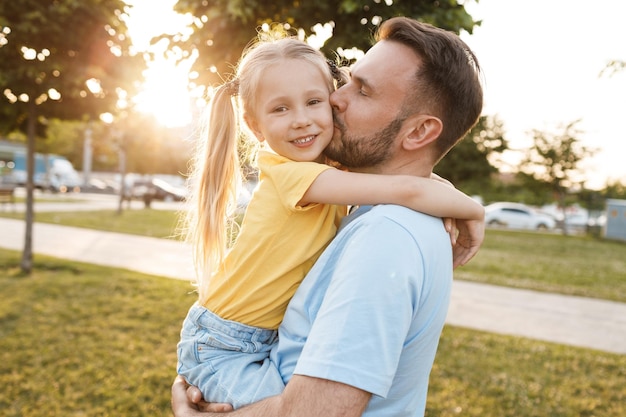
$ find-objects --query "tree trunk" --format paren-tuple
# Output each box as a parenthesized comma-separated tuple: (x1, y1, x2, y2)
(20, 101, 36, 274)
(117, 143, 126, 215)
(558, 190, 569, 236)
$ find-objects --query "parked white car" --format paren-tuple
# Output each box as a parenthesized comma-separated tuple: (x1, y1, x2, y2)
(484, 202, 556, 230)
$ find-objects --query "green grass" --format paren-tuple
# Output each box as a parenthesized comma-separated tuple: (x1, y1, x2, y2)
(0, 249, 624, 417)
(0, 250, 196, 416)
(455, 229, 626, 303)
(427, 327, 626, 417)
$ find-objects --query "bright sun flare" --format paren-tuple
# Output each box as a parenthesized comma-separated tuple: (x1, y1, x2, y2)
(133, 58, 194, 128)
(125, 0, 195, 128)
(123, 2, 335, 129)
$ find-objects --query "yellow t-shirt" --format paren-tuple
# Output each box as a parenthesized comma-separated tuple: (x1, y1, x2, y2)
(203, 151, 347, 329)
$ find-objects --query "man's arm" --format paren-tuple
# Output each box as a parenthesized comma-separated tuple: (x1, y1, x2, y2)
(172, 375, 371, 417)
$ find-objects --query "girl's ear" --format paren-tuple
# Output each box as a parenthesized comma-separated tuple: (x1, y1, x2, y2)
(403, 115, 443, 150)
(244, 114, 264, 142)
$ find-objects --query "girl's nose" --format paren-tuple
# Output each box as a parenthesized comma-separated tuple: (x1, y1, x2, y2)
(291, 109, 312, 128)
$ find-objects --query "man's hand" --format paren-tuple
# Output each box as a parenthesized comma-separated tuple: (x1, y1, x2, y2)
(451, 218, 485, 268)
(172, 375, 233, 416)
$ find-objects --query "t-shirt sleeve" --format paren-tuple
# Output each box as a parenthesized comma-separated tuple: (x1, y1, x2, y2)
(261, 153, 334, 211)
(293, 217, 423, 397)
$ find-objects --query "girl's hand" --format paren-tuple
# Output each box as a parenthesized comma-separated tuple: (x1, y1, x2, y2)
(443, 217, 457, 246)
(433, 173, 484, 267)
(450, 218, 485, 268)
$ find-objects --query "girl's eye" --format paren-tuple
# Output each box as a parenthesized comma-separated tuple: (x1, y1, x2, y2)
(308, 99, 322, 106)
(273, 106, 288, 113)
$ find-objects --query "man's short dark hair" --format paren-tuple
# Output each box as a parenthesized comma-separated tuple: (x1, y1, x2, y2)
(376, 17, 483, 161)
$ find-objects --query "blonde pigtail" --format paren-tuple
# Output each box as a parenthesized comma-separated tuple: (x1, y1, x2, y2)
(188, 82, 241, 303)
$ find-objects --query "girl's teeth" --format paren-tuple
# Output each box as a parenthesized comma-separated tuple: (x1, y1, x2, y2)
(294, 136, 313, 144)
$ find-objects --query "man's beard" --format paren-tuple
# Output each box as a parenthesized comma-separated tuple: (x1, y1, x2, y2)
(324, 114, 404, 170)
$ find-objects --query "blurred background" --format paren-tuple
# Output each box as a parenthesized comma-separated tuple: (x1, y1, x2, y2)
(1, 0, 625, 234)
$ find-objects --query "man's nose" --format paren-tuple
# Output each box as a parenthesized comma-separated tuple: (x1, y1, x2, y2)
(329, 88, 345, 112)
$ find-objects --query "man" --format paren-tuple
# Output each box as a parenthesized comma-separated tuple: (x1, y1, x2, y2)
(172, 16, 484, 417)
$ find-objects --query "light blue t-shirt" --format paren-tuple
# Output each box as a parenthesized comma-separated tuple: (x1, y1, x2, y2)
(271, 204, 453, 417)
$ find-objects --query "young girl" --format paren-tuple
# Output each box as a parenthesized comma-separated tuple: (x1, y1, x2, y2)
(177, 34, 484, 409)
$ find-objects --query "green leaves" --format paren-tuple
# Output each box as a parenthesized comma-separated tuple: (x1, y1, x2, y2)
(0, 0, 145, 134)
(169, 0, 480, 91)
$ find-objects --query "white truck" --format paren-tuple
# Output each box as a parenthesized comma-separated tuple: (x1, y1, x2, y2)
(0, 142, 81, 192)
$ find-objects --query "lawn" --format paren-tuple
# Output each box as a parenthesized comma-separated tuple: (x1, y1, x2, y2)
(0, 250, 624, 417)
(0, 251, 191, 416)
(455, 229, 626, 303)
(428, 326, 625, 417)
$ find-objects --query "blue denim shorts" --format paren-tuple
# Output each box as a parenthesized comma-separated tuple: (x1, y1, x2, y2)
(177, 303, 284, 409)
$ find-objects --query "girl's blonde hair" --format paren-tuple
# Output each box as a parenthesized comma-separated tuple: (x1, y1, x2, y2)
(185, 33, 344, 302)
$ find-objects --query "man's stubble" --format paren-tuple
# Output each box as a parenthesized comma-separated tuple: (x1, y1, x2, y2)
(323, 112, 405, 170)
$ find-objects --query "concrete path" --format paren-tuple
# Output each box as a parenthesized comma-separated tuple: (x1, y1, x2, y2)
(0, 217, 195, 281)
(1, 216, 625, 355)
(447, 280, 626, 354)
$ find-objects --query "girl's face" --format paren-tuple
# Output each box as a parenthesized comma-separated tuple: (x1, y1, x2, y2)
(246, 59, 333, 163)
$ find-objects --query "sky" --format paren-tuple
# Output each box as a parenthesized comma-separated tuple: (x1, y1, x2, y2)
(126, 0, 626, 190)
(460, 0, 626, 189)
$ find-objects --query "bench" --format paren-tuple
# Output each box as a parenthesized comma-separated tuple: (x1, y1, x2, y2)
(0, 186, 16, 210)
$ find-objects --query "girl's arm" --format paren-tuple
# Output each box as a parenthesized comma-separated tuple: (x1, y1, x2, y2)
(300, 169, 484, 220)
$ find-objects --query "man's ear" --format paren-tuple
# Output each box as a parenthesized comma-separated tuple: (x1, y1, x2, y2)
(403, 115, 442, 150)
(243, 114, 264, 142)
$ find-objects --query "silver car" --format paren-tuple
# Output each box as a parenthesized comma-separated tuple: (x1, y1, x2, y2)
(484, 202, 556, 230)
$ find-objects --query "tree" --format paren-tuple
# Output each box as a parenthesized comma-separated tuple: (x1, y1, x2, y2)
(167, 0, 480, 94)
(39, 119, 86, 164)
(0, 0, 145, 273)
(42, 113, 192, 176)
(603, 180, 626, 201)
(116, 112, 191, 176)
(434, 115, 508, 195)
(521, 120, 596, 235)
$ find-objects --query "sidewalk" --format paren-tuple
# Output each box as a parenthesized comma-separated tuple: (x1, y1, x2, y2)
(1, 216, 625, 355)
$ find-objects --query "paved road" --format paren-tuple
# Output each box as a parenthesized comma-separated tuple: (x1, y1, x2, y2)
(1, 204, 625, 355)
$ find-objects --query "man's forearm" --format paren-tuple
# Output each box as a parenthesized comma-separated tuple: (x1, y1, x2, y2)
(172, 375, 371, 417)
